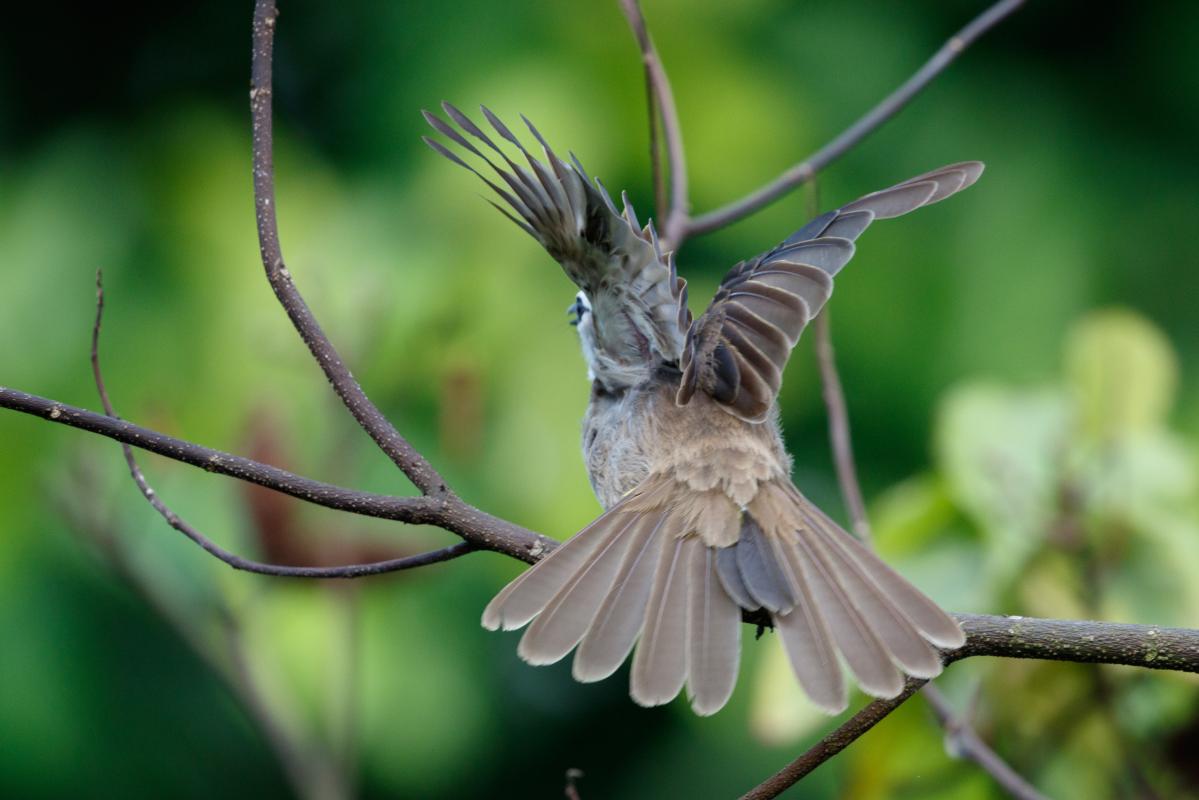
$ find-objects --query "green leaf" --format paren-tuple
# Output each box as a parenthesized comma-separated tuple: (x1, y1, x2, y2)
(934, 383, 1070, 585)
(1064, 308, 1178, 439)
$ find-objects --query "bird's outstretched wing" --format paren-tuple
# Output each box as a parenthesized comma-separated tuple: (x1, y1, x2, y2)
(424, 104, 689, 391)
(677, 162, 984, 422)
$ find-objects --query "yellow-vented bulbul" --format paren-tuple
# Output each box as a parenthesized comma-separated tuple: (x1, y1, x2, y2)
(425, 103, 981, 715)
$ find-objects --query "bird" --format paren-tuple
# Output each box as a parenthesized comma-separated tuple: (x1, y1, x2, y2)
(424, 102, 981, 716)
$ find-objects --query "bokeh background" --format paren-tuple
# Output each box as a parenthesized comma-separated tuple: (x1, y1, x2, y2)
(2, 1, 1198, 797)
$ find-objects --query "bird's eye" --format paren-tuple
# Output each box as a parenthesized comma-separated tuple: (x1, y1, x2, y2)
(567, 295, 589, 326)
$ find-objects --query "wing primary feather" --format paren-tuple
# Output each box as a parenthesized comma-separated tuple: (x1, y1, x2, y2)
(593, 177, 620, 214)
(423, 110, 493, 163)
(568, 151, 593, 183)
(477, 107, 570, 225)
(622, 190, 642, 232)
(762, 238, 855, 275)
(442, 103, 554, 226)
(821, 210, 874, 241)
(422, 135, 538, 224)
(680, 161, 982, 419)
(485, 199, 538, 238)
(648, 219, 663, 260)
(427, 104, 696, 388)
(841, 180, 938, 219)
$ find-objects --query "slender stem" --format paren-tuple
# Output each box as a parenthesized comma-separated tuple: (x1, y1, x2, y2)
(687, 0, 1025, 237)
(740, 679, 928, 800)
(641, 48, 666, 223)
(250, 0, 444, 496)
(59, 482, 330, 800)
(743, 613, 1199, 799)
(0, 387, 554, 561)
(618, 0, 688, 249)
(89, 271, 476, 579)
(923, 687, 1049, 800)
(814, 313, 871, 545)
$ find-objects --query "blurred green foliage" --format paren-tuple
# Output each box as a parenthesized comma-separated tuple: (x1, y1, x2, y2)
(1, 1, 1198, 798)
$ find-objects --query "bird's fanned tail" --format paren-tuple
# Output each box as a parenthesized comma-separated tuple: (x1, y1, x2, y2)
(482, 475, 962, 716)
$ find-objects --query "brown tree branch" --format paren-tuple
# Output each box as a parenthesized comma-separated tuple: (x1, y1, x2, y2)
(686, 0, 1025, 238)
(89, 271, 475, 579)
(0, 387, 553, 562)
(618, 0, 688, 249)
(923, 688, 1048, 800)
(815, 316, 873, 548)
(743, 614, 1199, 799)
(57, 470, 341, 800)
(741, 678, 928, 800)
(250, 1, 444, 497)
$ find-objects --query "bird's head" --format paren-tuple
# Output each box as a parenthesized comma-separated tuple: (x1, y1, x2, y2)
(568, 290, 598, 381)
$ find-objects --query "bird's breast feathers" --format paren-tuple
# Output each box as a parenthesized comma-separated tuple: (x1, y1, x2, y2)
(584, 380, 791, 523)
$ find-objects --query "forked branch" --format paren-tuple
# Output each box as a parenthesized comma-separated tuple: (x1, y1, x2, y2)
(742, 614, 1199, 799)
(618, 0, 689, 249)
(90, 270, 475, 578)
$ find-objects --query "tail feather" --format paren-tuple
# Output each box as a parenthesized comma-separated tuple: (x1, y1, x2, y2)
(801, 509, 942, 678)
(686, 544, 741, 716)
(774, 566, 848, 714)
(518, 514, 642, 665)
(630, 535, 693, 707)
(572, 515, 667, 682)
(734, 515, 797, 614)
(786, 530, 905, 698)
(813, 504, 966, 649)
(714, 544, 757, 611)
(482, 475, 962, 716)
(482, 506, 633, 631)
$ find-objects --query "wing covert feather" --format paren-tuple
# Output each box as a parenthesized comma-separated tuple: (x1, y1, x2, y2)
(679, 162, 984, 422)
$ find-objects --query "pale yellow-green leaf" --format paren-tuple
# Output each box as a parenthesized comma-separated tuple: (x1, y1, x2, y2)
(1064, 308, 1178, 439)
(747, 635, 830, 745)
(934, 382, 1070, 585)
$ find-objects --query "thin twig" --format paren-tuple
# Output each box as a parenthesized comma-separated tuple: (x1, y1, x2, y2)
(88, 272, 475, 579)
(618, 0, 688, 249)
(222, 612, 346, 800)
(640, 40, 666, 224)
(813, 313, 872, 545)
(743, 613, 1199, 799)
(923, 688, 1049, 800)
(58, 474, 333, 800)
(0, 386, 554, 562)
(250, 0, 444, 496)
(812, 308, 1046, 798)
(741, 679, 928, 800)
(687, 0, 1025, 238)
